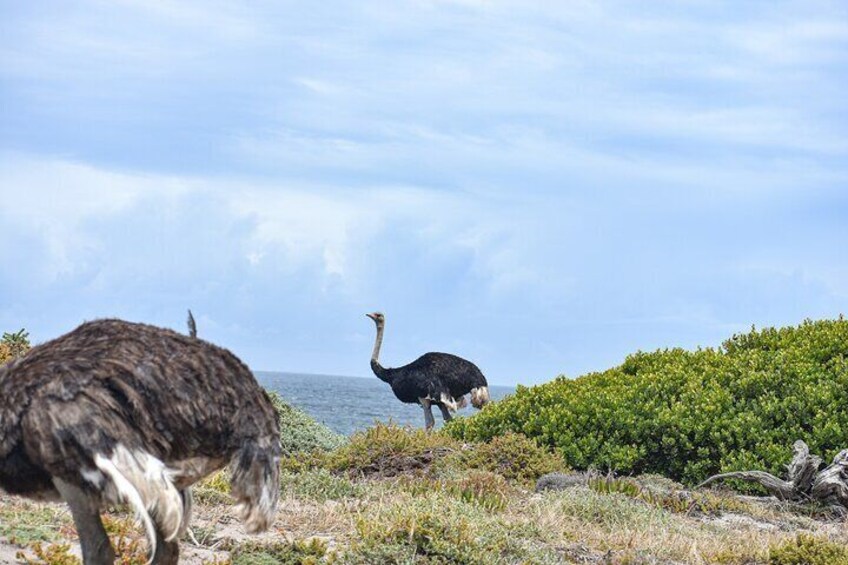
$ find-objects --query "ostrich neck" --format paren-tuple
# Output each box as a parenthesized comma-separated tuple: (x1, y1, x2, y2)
(370, 323, 391, 383)
(371, 323, 384, 363)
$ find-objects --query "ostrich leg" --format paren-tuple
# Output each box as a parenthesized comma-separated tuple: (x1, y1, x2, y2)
(420, 399, 436, 430)
(152, 526, 180, 565)
(438, 404, 453, 423)
(54, 479, 115, 565)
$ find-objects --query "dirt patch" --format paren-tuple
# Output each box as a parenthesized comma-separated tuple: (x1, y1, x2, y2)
(344, 446, 455, 478)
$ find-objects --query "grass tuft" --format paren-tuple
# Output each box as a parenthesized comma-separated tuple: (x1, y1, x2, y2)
(324, 422, 458, 477)
(769, 533, 848, 565)
(440, 432, 567, 484)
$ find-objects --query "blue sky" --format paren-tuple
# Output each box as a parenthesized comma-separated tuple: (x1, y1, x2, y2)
(1, 1, 846, 385)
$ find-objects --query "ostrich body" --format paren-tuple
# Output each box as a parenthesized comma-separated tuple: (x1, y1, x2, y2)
(366, 312, 489, 430)
(0, 319, 281, 564)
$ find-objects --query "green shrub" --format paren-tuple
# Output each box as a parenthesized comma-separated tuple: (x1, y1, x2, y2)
(16, 543, 80, 565)
(441, 432, 567, 484)
(193, 469, 232, 503)
(0, 504, 69, 544)
(268, 392, 346, 455)
(231, 538, 331, 565)
(325, 422, 458, 477)
(280, 468, 363, 502)
(769, 533, 848, 565)
(446, 318, 848, 485)
(393, 470, 514, 512)
(355, 506, 479, 564)
(348, 491, 556, 564)
(587, 475, 751, 516)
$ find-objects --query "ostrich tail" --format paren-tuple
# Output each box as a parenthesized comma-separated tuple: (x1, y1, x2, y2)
(187, 309, 197, 338)
(470, 386, 490, 409)
(230, 438, 280, 533)
(94, 444, 184, 564)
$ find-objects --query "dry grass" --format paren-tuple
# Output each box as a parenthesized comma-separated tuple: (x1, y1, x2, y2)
(3, 426, 848, 564)
(4, 477, 848, 564)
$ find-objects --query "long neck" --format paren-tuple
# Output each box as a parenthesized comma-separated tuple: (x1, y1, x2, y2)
(370, 322, 392, 383)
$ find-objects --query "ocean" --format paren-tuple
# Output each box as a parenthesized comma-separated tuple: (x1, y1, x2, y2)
(255, 371, 515, 436)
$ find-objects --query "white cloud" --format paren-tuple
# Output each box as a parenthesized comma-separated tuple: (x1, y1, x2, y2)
(0, 154, 536, 296)
(0, 155, 194, 278)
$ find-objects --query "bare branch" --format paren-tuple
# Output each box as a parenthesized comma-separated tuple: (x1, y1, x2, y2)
(696, 471, 795, 500)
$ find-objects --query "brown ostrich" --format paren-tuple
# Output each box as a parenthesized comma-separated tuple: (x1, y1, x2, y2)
(0, 319, 281, 564)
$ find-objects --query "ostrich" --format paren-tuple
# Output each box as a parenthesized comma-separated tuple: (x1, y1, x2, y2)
(0, 319, 281, 565)
(366, 312, 489, 430)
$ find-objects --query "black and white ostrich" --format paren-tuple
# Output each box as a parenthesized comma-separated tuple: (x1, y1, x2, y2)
(0, 319, 281, 565)
(366, 312, 490, 430)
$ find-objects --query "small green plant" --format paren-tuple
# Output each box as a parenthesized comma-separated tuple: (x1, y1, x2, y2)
(16, 543, 80, 565)
(769, 533, 848, 565)
(394, 470, 513, 512)
(279, 450, 330, 474)
(268, 392, 346, 455)
(587, 475, 751, 516)
(193, 469, 232, 504)
(347, 490, 553, 564)
(355, 505, 480, 563)
(0, 504, 69, 544)
(588, 475, 642, 498)
(102, 514, 148, 565)
(280, 468, 363, 502)
(324, 422, 458, 477)
(0, 328, 30, 363)
(230, 538, 331, 565)
(443, 470, 513, 512)
(441, 432, 566, 484)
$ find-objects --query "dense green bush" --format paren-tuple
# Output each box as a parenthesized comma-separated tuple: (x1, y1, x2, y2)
(446, 318, 848, 484)
(268, 391, 346, 455)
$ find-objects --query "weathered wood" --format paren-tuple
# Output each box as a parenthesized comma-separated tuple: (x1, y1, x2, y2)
(786, 440, 821, 493)
(696, 440, 848, 511)
(695, 471, 796, 500)
(811, 449, 848, 508)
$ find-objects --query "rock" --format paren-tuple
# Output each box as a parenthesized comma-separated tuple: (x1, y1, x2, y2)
(535, 472, 587, 492)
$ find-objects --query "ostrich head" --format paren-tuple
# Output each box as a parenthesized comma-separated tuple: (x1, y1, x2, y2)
(366, 312, 385, 326)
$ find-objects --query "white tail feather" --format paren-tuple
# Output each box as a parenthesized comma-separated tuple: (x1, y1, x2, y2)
(439, 393, 459, 412)
(94, 445, 184, 564)
(470, 386, 490, 409)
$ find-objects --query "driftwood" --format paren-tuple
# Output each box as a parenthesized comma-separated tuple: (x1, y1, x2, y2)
(696, 440, 848, 512)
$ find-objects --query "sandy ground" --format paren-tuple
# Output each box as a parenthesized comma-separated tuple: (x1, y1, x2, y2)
(2, 485, 847, 564)
(0, 494, 242, 564)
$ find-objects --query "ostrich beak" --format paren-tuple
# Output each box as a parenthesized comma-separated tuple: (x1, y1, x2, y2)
(366, 313, 376, 321)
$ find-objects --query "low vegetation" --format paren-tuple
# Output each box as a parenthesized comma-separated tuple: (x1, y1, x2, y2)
(438, 431, 566, 484)
(446, 318, 848, 485)
(4, 318, 848, 563)
(268, 392, 346, 456)
(321, 422, 458, 477)
(768, 533, 848, 565)
(6, 422, 846, 564)
(0, 329, 30, 364)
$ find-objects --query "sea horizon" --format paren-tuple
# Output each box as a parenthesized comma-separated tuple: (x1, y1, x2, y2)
(255, 370, 515, 436)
